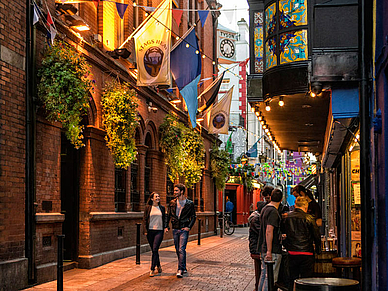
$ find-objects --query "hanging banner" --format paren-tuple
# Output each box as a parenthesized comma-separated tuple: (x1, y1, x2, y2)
(134, 0, 172, 86)
(208, 86, 233, 134)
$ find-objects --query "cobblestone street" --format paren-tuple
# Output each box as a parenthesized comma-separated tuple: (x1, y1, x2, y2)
(27, 228, 255, 291)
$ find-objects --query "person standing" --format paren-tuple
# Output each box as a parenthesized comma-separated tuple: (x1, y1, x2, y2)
(166, 183, 196, 278)
(292, 185, 322, 227)
(225, 197, 234, 221)
(142, 192, 167, 277)
(249, 201, 267, 291)
(282, 197, 321, 291)
(257, 189, 283, 291)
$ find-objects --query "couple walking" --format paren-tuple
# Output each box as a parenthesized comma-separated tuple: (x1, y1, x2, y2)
(142, 183, 196, 278)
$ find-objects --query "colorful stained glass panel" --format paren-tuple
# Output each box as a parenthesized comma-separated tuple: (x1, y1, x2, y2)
(279, 29, 308, 64)
(265, 3, 276, 37)
(279, 0, 307, 30)
(254, 12, 264, 73)
(266, 37, 277, 69)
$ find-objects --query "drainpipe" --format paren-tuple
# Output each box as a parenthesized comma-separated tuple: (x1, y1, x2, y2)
(25, 0, 36, 284)
(359, 0, 372, 290)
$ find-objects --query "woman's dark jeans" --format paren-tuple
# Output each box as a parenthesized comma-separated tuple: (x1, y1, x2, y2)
(146, 230, 164, 270)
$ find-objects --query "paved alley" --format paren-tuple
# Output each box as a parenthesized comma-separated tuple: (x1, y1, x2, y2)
(26, 228, 255, 291)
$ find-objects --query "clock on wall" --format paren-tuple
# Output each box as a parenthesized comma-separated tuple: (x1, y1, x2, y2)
(220, 38, 235, 59)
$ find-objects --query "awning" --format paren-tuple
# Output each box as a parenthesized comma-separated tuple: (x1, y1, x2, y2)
(322, 85, 359, 168)
(298, 174, 317, 189)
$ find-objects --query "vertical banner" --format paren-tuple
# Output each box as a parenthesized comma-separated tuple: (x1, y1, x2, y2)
(134, 0, 172, 86)
(208, 86, 234, 134)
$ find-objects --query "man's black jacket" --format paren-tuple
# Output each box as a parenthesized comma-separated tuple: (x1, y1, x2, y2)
(282, 208, 321, 254)
(248, 210, 261, 254)
(167, 198, 196, 230)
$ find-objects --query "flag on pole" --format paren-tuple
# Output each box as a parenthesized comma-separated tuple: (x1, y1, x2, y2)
(46, 4, 57, 45)
(246, 141, 258, 157)
(197, 71, 225, 114)
(134, 0, 172, 86)
(208, 86, 233, 134)
(171, 27, 201, 128)
(33, 1, 40, 25)
(225, 132, 233, 154)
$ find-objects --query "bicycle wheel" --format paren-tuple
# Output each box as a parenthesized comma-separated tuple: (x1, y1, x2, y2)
(224, 220, 235, 235)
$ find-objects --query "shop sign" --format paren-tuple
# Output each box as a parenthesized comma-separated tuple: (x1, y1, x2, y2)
(350, 151, 360, 181)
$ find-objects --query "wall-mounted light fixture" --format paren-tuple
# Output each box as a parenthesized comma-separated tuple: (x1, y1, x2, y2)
(170, 98, 181, 104)
(107, 48, 131, 59)
(65, 14, 90, 32)
(310, 82, 322, 97)
(147, 101, 158, 113)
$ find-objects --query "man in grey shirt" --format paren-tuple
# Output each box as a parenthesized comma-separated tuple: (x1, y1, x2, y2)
(166, 183, 196, 278)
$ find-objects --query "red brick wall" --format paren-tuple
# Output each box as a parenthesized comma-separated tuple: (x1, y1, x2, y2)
(0, 0, 26, 261)
(1, 0, 219, 284)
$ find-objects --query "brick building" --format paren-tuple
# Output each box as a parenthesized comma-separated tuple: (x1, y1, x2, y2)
(0, 0, 222, 289)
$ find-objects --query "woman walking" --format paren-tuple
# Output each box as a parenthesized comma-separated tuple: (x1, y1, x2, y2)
(143, 192, 167, 277)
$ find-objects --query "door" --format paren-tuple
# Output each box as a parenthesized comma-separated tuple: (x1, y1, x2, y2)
(225, 189, 237, 225)
(61, 132, 79, 261)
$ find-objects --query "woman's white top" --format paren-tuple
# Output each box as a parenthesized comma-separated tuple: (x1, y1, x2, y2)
(149, 206, 163, 230)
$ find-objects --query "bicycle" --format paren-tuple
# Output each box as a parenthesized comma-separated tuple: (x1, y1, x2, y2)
(223, 212, 235, 235)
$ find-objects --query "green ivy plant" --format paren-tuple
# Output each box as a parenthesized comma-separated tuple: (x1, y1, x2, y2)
(210, 143, 231, 190)
(102, 80, 139, 169)
(229, 163, 255, 192)
(159, 113, 204, 188)
(37, 41, 93, 149)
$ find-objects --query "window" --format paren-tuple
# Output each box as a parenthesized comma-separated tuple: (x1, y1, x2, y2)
(144, 154, 151, 204)
(115, 168, 127, 212)
(131, 163, 140, 211)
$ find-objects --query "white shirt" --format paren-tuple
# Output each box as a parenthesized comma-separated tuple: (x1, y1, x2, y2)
(149, 206, 163, 230)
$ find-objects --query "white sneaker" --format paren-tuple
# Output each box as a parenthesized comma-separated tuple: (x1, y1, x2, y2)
(149, 270, 155, 277)
(176, 270, 183, 278)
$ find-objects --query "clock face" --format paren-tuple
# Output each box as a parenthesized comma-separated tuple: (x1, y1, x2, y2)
(220, 38, 235, 59)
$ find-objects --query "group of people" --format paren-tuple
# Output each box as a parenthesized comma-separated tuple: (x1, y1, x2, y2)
(249, 185, 322, 291)
(142, 183, 196, 278)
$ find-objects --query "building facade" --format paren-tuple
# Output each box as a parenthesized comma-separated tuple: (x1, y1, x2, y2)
(0, 0, 222, 289)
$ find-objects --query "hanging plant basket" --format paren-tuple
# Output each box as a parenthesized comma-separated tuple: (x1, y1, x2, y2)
(37, 41, 94, 149)
(159, 113, 204, 188)
(210, 143, 231, 190)
(102, 80, 139, 169)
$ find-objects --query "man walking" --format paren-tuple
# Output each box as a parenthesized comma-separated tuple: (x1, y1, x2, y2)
(166, 183, 196, 278)
(257, 189, 283, 291)
(282, 197, 321, 291)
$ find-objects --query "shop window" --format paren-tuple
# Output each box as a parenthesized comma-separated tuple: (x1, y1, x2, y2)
(130, 162, 140, 211)
(115, 168, 127, 212)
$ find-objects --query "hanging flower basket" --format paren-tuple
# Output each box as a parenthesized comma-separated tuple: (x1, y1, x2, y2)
(37, 41, 93, 149)
(159, 113, 204, 188)
(102, 80, 139, 169)
(210, 143, 231, 190)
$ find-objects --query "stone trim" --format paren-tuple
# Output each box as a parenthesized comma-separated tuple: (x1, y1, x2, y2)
(89, 212, 143, 221)
(35, 213, 65, 224)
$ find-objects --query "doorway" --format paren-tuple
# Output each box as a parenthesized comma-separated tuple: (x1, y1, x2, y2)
(225, 189, 237, 225)
(60, 132, 79, 261)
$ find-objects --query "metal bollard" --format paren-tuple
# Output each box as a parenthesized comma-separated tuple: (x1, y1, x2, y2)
(265, 260, 275, 291)
(136, 223, 141, 265)
(57, 234, 65, 291)
(197, 219, 201, 245)
(219, 217, 224, 238)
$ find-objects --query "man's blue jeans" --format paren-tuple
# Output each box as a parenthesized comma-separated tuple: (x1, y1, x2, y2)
(257, 253, 282, 291)
(172, 229, 189, 271)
